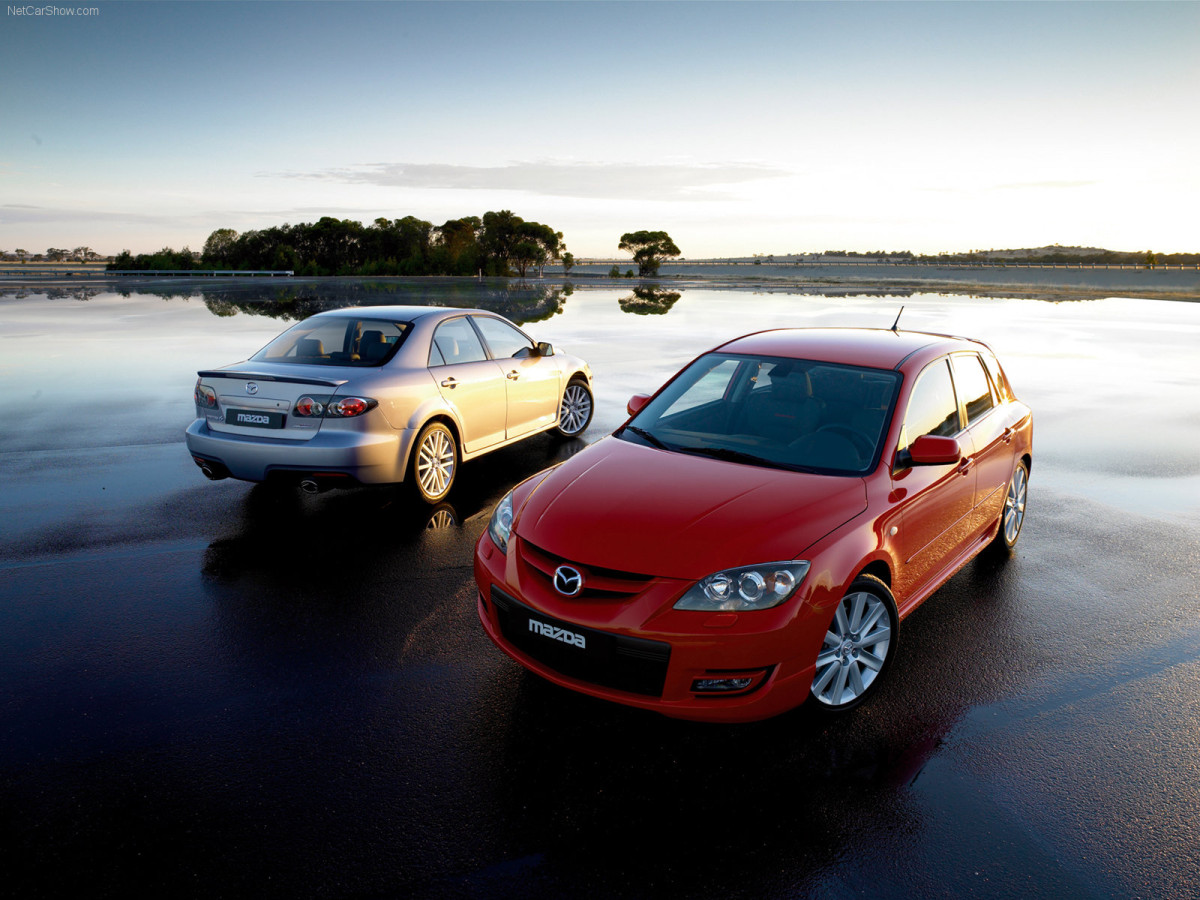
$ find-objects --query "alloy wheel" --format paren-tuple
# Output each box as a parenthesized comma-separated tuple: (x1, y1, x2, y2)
(811, 588, 893, 708)
(1003, 463, 1028, 545)
(558, 383, 593, 436)
(416, 428, 455, 500)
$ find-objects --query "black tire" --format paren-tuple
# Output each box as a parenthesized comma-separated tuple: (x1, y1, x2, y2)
(555, 377, 594, 438)
(410, 421, 457, 504)
(809, 573, 898, 712)
(990, 458, 1029, 551)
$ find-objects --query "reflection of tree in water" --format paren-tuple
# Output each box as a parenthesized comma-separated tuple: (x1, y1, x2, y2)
(618, 286, 682, 316)
(173, 279, 572, 325)
(0, 277, 572, 325)
(0, 286, 114, 302)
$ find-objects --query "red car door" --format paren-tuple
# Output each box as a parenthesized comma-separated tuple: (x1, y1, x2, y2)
(951, 352, 1016, 536)
(890, 358, 977, 608)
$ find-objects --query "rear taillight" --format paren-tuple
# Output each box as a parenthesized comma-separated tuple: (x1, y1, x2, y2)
(330, 397, 371, 417)
(295, 396, 326, 417)
(293, 395, 376, 418)
(194, 380, 218, 409)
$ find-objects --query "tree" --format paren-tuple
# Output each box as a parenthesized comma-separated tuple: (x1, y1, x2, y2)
(561, 251, 575, 276)
(433, 216, 482, 275)
(514, 221, 562, 278)
(202, 228, 239, 268)
(480, 211, 562, 277)
(618, 230, 681, 276)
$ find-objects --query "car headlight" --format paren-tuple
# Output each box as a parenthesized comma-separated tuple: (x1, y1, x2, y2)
(674, 561, 810, 611)
(487, 490, 515, 554)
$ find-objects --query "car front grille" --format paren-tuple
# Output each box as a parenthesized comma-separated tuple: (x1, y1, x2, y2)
(517, 539, 654, 601)
(491, 587, 671, 698)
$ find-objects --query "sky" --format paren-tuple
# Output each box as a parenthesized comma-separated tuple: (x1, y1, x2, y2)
(2, 0, 1198, 259)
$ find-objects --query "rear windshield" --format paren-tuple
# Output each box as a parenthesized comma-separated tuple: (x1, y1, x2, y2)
(251, 318, 410, 367)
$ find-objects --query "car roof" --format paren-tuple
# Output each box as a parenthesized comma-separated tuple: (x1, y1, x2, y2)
(310, 306, 492, 322)
(714, 327, 987, 371)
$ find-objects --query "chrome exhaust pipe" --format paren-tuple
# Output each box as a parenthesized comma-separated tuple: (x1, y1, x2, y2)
(299, 478, 323, 494)
(199, 463, 227, 481)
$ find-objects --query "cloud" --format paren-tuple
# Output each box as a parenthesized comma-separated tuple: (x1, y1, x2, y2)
(0, 205, 176, 226)
(993, 180, 1097, 191)
(923, 180, 1099, 195)
(269, 160, 789, 201)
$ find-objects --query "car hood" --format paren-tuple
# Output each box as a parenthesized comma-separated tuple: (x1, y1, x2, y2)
(515, 436, 867, 580)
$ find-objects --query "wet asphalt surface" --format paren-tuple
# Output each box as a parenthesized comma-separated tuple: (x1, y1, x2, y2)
(3, 281, 1200, 899)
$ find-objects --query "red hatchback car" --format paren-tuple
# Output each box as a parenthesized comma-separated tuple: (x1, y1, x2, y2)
(474, 328, 1032, 722)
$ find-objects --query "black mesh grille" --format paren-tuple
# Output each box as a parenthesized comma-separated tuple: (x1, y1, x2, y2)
(491, 587, 670, 698)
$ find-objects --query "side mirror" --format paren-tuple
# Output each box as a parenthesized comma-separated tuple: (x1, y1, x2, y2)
(627, 393, 652, 417)
(537, 342, 554, 357)
(908, 434, 963, 466)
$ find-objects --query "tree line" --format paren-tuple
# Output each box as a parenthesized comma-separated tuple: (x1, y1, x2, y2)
(108, 211, 571, 277)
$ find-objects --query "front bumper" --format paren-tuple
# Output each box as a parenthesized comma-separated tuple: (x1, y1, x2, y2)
(473, 533, 824, 723)
(184, 418, 410, 484)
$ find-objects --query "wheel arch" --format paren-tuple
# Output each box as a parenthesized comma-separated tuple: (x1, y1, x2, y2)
(402, 412, 462, 474)
(856, 559, 893, 590)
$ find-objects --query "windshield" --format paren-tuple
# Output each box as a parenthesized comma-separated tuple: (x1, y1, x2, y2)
(619, 352, 900, 475)
(251, 317, 410, 367)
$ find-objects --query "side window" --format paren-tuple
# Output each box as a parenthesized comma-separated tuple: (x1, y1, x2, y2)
(429, 317, 488, 366)
(980, 351, 1011, 401)
(952, 353, 996, 425)
(899, 359, 960, 453)
(472, 316, 534, 360)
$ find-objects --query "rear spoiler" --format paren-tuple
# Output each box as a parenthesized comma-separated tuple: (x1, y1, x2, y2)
(196, 370, 348, 388)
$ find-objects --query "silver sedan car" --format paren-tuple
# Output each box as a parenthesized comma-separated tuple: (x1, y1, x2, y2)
(185, 306, 593, 502)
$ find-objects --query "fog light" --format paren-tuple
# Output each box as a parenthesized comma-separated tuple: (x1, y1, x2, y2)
(693, 677, 754, 693)
(690, 668, 771, 695)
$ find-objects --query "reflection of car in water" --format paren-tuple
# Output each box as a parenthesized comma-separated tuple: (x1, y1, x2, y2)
(185, 306, 593, 503)
(475, 327, 1032, 722)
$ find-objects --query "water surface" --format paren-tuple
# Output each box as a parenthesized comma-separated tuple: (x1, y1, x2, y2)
(3, 279, 1197, 530)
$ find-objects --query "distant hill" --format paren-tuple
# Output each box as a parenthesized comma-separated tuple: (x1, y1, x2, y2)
(748, 246, 1200, 266)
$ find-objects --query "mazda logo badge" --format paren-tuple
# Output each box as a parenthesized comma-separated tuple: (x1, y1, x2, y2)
(553, 565, 584, 597)
(245, 382, 259, 395)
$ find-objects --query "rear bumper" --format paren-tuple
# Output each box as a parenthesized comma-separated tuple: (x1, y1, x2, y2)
(184, 418, 410, 484)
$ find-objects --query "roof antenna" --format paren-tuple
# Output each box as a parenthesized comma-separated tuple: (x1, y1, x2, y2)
(890, 306, 905, 332)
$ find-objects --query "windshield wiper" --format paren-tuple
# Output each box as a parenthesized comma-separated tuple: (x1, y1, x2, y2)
(679, 446, 777, 467)
(623, 425, 672, 451)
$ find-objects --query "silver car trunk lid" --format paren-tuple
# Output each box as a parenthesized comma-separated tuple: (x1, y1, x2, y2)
(198, 367, 349, 441)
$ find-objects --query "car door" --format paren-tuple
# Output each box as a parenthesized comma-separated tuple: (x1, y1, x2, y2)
(428, 316, 507, 454)
(470, 315, 561, 439)
(951, 352, 1016, 535)
(891, 357, 977, 604)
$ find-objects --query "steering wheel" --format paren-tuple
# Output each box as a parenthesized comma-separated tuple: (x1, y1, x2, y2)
(817, 424, 874, 458)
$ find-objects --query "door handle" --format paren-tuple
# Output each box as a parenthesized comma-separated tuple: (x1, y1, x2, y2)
(1002, 427, 1015, 443)
(957, 457, 974, 475)
(506, 370, 520, 380)
(440, 377, 458, 388)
